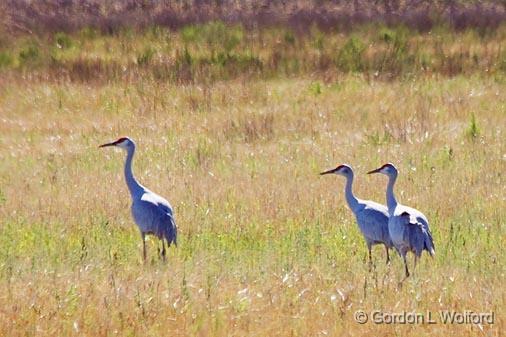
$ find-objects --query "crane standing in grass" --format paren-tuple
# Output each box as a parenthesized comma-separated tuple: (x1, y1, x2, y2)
(367, 163, 435, 278)
(100, 137, 177, 261)
(320, 164, 394, 265)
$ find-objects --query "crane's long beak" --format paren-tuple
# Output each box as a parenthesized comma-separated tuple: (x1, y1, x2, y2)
(367, 167, 382, 174)
(320, 168, 336, 175)
(99, 141, 116, 148)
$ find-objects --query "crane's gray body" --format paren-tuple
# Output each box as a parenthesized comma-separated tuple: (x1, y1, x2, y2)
(131, 188, 177, 246)
(100, 137, 177, 260)
(352, 199, 393, 250)
(321, 164, 393, 264)
(389, 205, 432, 258)
(368, 163, 435, 277)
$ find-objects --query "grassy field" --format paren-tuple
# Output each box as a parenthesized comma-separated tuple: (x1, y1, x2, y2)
(0, 23, 505, 336)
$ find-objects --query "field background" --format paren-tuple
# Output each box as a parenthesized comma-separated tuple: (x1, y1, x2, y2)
(0, 1, 505, 336)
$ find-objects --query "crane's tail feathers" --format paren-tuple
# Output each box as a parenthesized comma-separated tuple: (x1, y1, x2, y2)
(169, 216, 178, 247)
(424, 230, 435, 257)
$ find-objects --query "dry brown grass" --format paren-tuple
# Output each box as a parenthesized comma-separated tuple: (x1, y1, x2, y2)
(0, 70, 504, 335)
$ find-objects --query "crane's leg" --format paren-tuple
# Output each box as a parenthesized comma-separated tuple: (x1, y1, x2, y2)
(367, 243, 373, 272)
(156, 242, 160, 258)
(142, 232, 147, 262)
(403, 253, 410, 278)
(385, 245, 390, 265)
(161, 238, 167, 261)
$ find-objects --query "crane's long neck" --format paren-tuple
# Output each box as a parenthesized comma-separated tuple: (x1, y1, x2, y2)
(386, 173, 398, 214)
(124, 146, 144, 198)
(344, 173, 359, 212)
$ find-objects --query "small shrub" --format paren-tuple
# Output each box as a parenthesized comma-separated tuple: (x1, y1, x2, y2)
(137, 47, 155, 66)
(336, 36, 365, 72)
(79, 27, 98, 40)
(202, 21, 242, 54)
(465, 113, 480, 139)
(181, 25, 201, 44)
(390, 28, 409, 57)
(54, 32, 73, 49)
(0, 52, 13, 68)
(233, 53, 263, 72)
(179, 48, 193, 66)
(181, 22, 243, 55)
(19, 43, 40, 65)
(0, 188, 6, 206)
(309, 82, 322, 95)
(377, 26, 411, 75)
(311, 25, 325, 51)
(146, 25, 166, 39)
(173, 48, 194, 83)
(379, 27, 395, 43)
(499, 51, 506, 72)
(418, 52, 432, 71)
(313, 34, 324, 51)
(438, 145, 454, 166)
(284, 31, 296, 45)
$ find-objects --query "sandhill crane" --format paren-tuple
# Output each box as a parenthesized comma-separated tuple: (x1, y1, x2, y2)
(100, 137, 177, 261)
(367, 163, 435, 277)
(320, 164, 394, 265)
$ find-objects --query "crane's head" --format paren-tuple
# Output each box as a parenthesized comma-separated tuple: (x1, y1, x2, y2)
(320, 164, 353, 177)
(367, 163, 398, 176)
(99, 137, 135, 151)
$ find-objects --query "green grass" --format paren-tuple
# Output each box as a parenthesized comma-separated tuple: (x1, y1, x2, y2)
(0, 25, 504, 336)
(0, 23, 505, 82)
